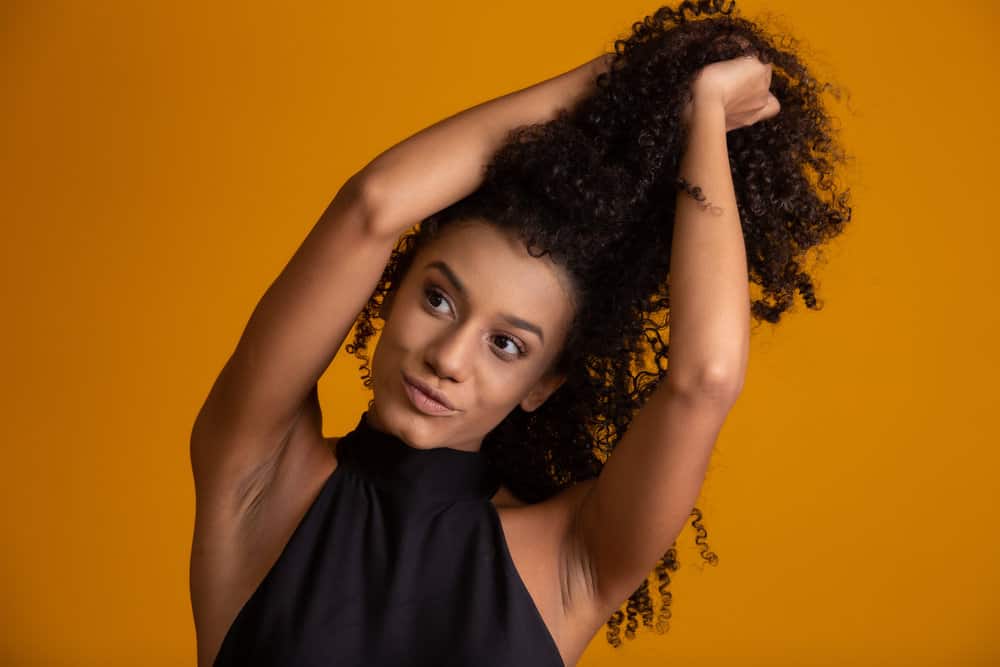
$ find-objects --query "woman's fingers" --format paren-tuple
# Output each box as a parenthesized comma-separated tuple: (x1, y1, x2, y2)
(693, 51, 779, 130)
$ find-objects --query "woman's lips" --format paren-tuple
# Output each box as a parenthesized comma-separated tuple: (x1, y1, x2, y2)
(402, 375, 458, 416)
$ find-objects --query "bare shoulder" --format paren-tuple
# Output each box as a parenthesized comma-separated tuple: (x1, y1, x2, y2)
(190, 388, 338, 667)
(492, 478, 620, 666)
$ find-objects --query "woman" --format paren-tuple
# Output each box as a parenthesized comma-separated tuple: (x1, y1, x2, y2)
(189, 1, 852, 665)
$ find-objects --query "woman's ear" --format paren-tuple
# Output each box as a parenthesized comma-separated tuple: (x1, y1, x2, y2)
(520, 372, 567, 413)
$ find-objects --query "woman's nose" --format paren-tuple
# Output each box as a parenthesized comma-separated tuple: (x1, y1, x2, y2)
(423, 325, 476, 382)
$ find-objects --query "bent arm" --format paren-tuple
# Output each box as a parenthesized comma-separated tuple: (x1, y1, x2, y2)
(190, 53, 611, 519)
(575, 97, 750, 608)
(361, 53, 612, 239)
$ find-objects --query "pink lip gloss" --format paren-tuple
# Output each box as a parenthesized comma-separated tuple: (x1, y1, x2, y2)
(403, 377, 456, 416)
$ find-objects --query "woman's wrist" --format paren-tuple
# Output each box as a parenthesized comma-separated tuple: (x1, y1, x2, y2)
(681, 86, 725, 130)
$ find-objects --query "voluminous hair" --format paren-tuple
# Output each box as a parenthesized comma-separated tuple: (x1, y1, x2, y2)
(347, 0, 853, 648)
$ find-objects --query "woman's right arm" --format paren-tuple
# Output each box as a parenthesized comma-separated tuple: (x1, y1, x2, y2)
(362, 53, 612, 239)
(189, 54, 610, 512)
(190, 175, 391, 507)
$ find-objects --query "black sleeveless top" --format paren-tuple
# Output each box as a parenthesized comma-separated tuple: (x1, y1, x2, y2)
(213, 410, 566, 667)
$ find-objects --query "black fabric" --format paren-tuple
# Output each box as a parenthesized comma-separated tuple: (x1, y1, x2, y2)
(213, 410, 565, 667)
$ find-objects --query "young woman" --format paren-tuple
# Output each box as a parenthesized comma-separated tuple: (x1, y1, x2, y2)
(189, 1, 852, 665)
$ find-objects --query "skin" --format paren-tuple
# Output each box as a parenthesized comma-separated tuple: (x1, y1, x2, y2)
(365, 218, 577, 455)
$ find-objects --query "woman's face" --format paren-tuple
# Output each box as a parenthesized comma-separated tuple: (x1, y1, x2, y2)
(367, 219, 575, 452)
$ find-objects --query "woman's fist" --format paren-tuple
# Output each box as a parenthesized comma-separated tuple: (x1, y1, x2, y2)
(681, 54, 780, 132)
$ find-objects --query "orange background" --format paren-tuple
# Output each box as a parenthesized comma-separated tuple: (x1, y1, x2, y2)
(2, 0, 997, 664)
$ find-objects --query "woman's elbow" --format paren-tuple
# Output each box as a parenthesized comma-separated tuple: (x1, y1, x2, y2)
(667, 362, 744, 403)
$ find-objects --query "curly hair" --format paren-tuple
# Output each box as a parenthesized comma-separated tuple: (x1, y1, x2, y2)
(345, 0, 853, 649)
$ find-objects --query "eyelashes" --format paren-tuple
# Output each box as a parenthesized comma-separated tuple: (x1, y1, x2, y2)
(422, 285, 527, 358)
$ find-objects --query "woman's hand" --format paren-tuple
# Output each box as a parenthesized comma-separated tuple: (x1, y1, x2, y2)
(681, 54, 780, 132)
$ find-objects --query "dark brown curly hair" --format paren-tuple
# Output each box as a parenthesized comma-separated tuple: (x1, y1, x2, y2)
(346, 0, 853, 649)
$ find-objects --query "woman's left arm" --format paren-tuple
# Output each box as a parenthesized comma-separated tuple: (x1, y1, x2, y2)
(572, 57, 778, 609)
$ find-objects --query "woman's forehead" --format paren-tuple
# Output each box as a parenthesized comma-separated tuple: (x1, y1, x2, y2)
(415, 223, 575, 326)
(433, 221, 520, 255)
(422, 223, 563, 287)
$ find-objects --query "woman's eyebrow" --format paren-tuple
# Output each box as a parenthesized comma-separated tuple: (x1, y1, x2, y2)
(423, 259, 545, 344)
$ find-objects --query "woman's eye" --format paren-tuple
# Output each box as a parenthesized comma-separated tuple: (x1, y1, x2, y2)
(492, 335, 525, 358)
(424, 287, 452, 314)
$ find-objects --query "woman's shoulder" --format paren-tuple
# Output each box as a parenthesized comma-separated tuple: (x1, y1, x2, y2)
(491, 484, 529, 509)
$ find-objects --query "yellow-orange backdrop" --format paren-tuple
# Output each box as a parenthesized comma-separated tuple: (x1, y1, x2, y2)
(2, 0, 997, 665)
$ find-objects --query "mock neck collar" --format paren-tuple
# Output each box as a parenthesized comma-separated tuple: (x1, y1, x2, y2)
(335, 411, 500, 503)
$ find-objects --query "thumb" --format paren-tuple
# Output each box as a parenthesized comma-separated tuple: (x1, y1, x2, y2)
(760, 93, 781, 120)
